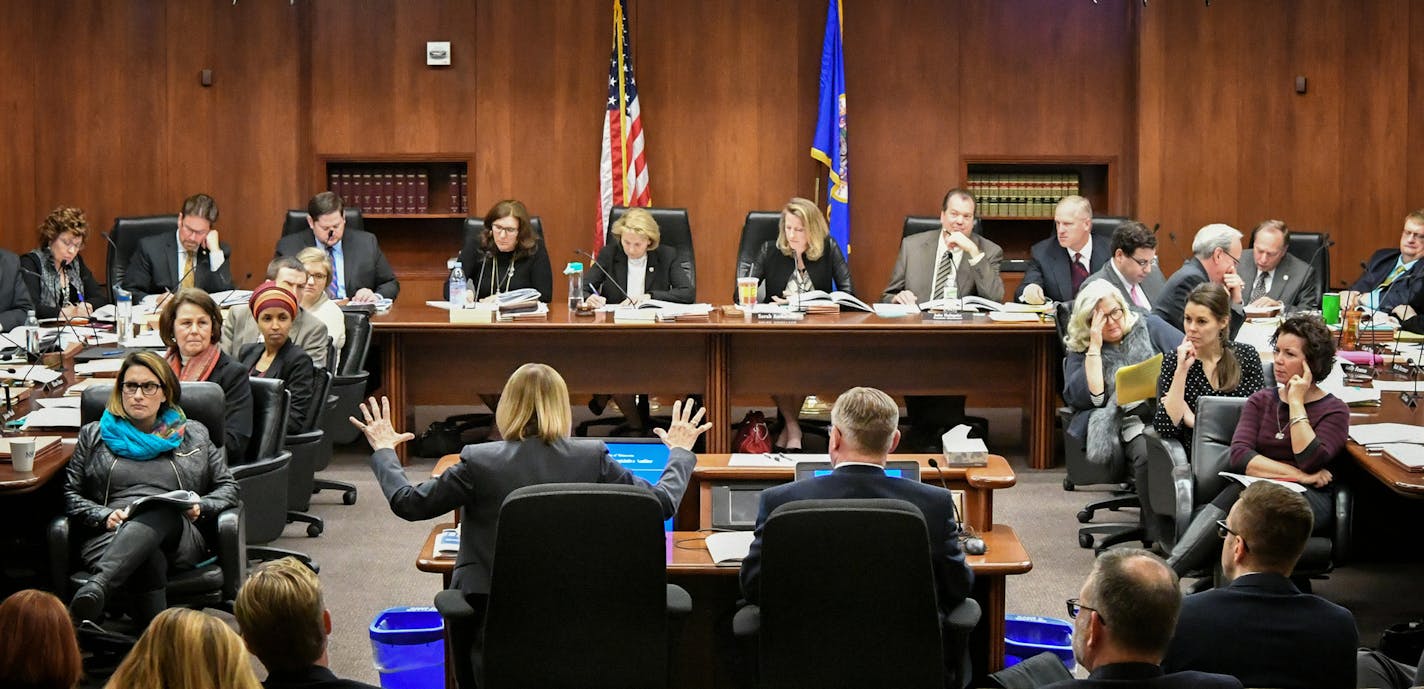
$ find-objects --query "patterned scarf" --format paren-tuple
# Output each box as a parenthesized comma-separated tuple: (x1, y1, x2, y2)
(166, 346, 221, 382)
(31, 247, 83, 310)
(99, 407, 187, 461)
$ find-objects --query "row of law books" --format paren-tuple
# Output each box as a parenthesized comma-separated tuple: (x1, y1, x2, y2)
(966, 173, 1080, 218)
(326, 167, 470, 215)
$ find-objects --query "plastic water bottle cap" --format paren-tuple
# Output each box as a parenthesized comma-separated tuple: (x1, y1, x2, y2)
(563, 262, 584, 274)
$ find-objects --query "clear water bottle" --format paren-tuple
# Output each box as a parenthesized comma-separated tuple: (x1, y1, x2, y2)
(567, 262, 584, 311)
(943, 281, 962, 319)
(24, 309, 39, 358)
(448, 261, 466, 307)
(114, 285, 132, 344)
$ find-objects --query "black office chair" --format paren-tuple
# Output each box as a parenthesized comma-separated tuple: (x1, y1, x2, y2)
(1284, 231, 1331, 299)
(49, 382, 244, 619)
(447, 216, 547, 301)
(322, 310, 372, 450)
(284, 369, 333, 537)
(434, 484, 691, 689)
(280, 207, 366, 237)
(732, 211, 784, 299)
(106, 214, 179, 300)
(1090, 215, 1130, 239)
(231, 377, 317, 570)
(732, 499, 980, 689)
(609, 206, 697, 290)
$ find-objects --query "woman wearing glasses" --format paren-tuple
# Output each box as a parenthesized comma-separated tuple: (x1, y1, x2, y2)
(20, 206, 107, 320)
(1165, 314, 1348, 580)
(448, 199, 552, 304)
(63, 351, 239, 624)
(295, 247, 346, 365)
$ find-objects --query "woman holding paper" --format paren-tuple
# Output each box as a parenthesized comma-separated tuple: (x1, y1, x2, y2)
(20, 206, 107, 320)
(159, 289, 253, 458)
(1166, 314, 1348, 578)
(746, 198, 854, 450)
(64, 351, 239, 624)
(450, 199, 553, 303)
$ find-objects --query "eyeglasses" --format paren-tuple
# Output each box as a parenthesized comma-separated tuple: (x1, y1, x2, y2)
(1216, 519, 1248, 551)
(1099, 308, 1125, 323)
(55, 234, 85, 251)
(306, 272, 329, 282)
(491, 224, 521, 235)
(121, 381, 163, 397)
(1065, 598, 1104, 623)
(1127, 255, 1152, 269)
(1218, 248, 1241, 265)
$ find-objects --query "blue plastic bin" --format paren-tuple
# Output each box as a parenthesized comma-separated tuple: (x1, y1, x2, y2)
(370, 606, 445, 689)
(1003, 614, 1075, 670)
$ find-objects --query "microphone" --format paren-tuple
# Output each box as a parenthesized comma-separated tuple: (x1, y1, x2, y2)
(154, 249, 203, 311)
(573, 249, 631, 304)
(472, 252, 490, 302)
(17, 265, 94, 346)
(926, 458, 985, 555)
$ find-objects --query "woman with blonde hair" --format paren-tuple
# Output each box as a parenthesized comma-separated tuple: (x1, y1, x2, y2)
(0, 589, 83, 689)
(104, 608, 260, 689)
(294, 246, 346, 361)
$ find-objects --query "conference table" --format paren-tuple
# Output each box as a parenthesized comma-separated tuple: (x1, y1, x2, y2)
(1346, 375, 1424, 498)
(371, 305, 1061, 468)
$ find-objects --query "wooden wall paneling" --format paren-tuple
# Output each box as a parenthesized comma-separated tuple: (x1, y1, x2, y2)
(1411, 3, 1424, 212)
(32, 3, 170, 275)
(633, 0, 820, 305)
(0, 2, 38, 256)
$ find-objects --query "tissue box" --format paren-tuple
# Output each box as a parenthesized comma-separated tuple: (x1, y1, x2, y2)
(941, 425, 988, 467)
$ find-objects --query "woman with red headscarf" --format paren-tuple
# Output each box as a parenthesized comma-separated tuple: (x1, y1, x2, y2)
(237, 282, 317, 435)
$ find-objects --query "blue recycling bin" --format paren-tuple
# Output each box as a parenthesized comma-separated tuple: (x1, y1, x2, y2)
(1003, 614, 1075, 670)
(370, 606, 445, 689)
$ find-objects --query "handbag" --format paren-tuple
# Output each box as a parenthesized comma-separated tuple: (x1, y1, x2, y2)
(411, 413, 488, 458)
(1380, 619, 1424, 665)
(732, 410, 772, 454)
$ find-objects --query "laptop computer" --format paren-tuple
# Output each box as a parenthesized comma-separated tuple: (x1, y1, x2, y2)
(793, 459, 922, 482)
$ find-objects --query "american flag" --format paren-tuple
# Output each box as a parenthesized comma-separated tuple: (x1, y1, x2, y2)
(595, 0, 650, 251)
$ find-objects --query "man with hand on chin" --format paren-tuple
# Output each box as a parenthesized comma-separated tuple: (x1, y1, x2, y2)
(125, 193, 234, 302)
(881, 187, 1004, 306)
(276, 191, 400, 304)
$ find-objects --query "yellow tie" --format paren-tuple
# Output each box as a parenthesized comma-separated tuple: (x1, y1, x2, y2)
(181, 252, 195, 289)
(1380, 263, 1407, 288)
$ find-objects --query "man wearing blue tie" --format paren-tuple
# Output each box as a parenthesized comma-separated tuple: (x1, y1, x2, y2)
(275, 192, 399, 305)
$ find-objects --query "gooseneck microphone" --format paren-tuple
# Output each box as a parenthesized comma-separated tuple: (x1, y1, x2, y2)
(926, 457, 986, 555)
(573, 249, 631, 304)
(154, 248, 205, 311)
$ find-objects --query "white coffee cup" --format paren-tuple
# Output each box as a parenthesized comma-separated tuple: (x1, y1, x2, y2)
(9, 438, 36, 473)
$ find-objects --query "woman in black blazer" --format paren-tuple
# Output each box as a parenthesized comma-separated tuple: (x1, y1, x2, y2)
(583, 207, 695, 306)
(747, 197, 854, 450)
(236, 282, 316, 436)
(20, 206, 108, 320)
(452, 199, 553, 304)
(159, 288, 253, 459)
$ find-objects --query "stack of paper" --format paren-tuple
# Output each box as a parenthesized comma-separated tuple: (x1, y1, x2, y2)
(1349, 423, 1423, 446)
(21, 407, 81, 429)
(704, 531, 755, 564)
(75, 359, 126, 376)
(0, 366, 65, 386)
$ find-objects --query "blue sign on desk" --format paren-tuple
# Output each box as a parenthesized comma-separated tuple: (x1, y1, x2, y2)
(605, 439, 674, 531)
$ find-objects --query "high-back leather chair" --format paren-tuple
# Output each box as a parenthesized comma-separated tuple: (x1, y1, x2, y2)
(1284, 231, 1330, 299)
(322, 310, 372, 450)
(732, 498, 980, 689)
(231, 377, 317, 570)
(608, 207, 696, 290)
(1090, 215, 1130, 239)
(284, 369, 333, 537)
(434, 484, 691, 689)
(107, 214, 179, 298)
(280, 208, 366, 237)
(50, 382, 243, 611)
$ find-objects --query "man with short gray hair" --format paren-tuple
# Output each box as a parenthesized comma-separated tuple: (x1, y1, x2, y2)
(1152, 223, 1246, 336)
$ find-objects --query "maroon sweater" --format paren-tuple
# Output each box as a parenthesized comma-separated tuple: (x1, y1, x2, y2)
(1228, 388, 1350, 474)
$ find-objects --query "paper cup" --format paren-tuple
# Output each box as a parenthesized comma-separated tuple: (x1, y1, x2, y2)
(1321, 292, 1341, 325)
(736, 277, 759, 308)
(9, 438, 36, 473)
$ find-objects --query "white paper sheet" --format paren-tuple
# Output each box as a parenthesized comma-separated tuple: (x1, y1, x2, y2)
(0, 366, 64, 386)
(1349, 423, 1424, 446)
(22, 407, 81, 429)
(704, 531, 755, 564)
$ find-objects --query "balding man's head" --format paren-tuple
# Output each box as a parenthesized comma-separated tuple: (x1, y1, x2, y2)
(1072, 549, 1181, 670)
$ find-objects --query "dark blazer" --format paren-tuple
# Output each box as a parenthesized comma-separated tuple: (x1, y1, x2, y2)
(1350, 248, 1423, 313)
(748, 238, 853, 302)
(369, 437, 695, 596)
(19, 251, 108, 319)
(125, 232, 235, 301)
(1083, 260, 1169, 313)
(262, 664, 379, 689)
(881, 230, 1005, 302)
(1151, 258, 1244, 338)
(582, 243, 693, 304)
(0, 249, 35, 331)
(739, 464, 973, 614)
(1041, 662, 1242, 689)
(455, 241, 554, 303)
(239, 339, 317, 435)
(1162, 572, 1357, 689)
(1236, 251, 1321, 310)
(1016, 235, 1112, 303)
(207, 351, 254, 461)
(276, 229, 400, 300)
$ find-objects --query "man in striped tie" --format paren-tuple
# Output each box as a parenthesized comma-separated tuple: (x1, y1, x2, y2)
(881, 187, 1005, 305)
(1342, 210, 1424, 316)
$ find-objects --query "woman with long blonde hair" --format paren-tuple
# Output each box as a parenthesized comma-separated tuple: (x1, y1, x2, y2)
(104, 608, 260, 689)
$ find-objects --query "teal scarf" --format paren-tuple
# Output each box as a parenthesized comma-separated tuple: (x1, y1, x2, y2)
(99, 408, 187, 461)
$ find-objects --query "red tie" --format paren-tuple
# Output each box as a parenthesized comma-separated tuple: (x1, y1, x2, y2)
(1070, 252, 1089, 295)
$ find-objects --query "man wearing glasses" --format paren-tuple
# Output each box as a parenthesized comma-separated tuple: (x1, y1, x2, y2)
(1046, 549, 1241, 689)
(275, 191, 400, 304)
(1235, 220, 1321, 313)
(125, 193, 235, 302)
(1152, 223, 1246, 338)
(1162, 482, 1356, 689)
(1342, 210, 1424, 318)
(1085, 221, 1168, 314)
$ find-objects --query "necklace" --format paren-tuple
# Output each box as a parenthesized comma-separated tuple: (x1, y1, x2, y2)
(1273, 400, 1288, 440)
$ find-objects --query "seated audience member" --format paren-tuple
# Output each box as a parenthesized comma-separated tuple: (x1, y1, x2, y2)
(1044, 549, 1242, 689)
(1236, 219, 1321, 313)
(276, 191, 399, 303)
(883, 187, 1005, 451)
(0, 589, 83, 689)
(1165, 314, 1348, 580)
(1163, 482, 1356, 689)
(1153, 283, 1264, 456)
(1152, 223, 1246, 337)
(1017, 196, 1109, 305)
(1357, 649, 1424, 689)
(124, 193, 235, 302)
(450, 199, 553, 304)
(1063, 281, 1176, 543)
(583, 206, 695, 434)
(743, 197, 854, 450)
(105, 608, 260, 689)
(235, 557, 379, 689)
(20, 206, 107, 320)
(1341, 210, 1423, 316)
(65, 352, 239, 624)
(0, 248, 35, 332)
(740, 386, 974, 621)
(350, 364, 710, 677)
(238, 282, 317, 435)
(295, 247, 346, 364)
(223, 256, 330, 368)
(1085, 221, 1167, 312)
(160, 288, 253, 458)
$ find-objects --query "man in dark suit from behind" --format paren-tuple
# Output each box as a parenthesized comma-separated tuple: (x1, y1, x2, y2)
(1236, 219, 1321, 313)
(740, 386, 974, 622)
(275, 191, 399, 304)
(124, 193, 235, 301)
(1017, 196, 1111, 305)
(1162, 481, 1357, 689)
(0, 248, 35, 332)
(235, 556, 379, 689)
(1043, 549, 1241, 689)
